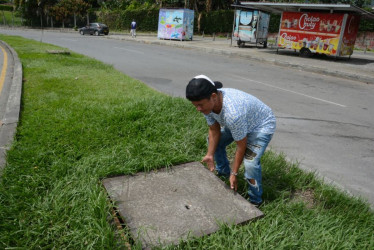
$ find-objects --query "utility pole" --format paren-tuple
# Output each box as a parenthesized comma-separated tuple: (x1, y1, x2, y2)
(38, 0, 44, 42)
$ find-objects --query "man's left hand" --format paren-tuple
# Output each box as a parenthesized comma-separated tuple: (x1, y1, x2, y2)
(202, 154, 215, 172)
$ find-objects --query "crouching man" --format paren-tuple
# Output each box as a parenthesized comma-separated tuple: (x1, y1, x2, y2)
(186, 75, 276, 206)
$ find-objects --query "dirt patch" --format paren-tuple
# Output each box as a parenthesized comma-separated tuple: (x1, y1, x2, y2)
(291, 189, 316, 209)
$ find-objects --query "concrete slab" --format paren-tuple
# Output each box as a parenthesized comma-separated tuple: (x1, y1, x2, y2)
(102, 162, 263, 248)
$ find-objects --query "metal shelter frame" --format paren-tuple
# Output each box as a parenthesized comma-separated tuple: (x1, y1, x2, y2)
(232, 2, 374, 20)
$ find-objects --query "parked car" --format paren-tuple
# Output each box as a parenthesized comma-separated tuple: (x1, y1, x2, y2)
(79, 23, 109, 36)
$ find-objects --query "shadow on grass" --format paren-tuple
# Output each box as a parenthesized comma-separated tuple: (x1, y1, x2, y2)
(225, 150, 372, 212)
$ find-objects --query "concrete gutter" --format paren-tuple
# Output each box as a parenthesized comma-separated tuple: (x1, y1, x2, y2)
(0, 40, 22, 170)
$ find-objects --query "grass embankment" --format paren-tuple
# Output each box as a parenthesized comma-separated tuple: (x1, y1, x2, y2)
(0, 11, 22, 26)
(0, 35, 373, 249)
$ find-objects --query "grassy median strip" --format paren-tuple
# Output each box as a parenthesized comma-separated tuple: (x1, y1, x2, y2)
(0, 35, 373, 249)
(0, 11, 22, 26)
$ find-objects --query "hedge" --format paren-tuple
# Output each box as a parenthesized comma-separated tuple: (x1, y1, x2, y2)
(359, 18, 374, 32)
(98, 9, 373, 33)
(98, 9, 159, 31)
(0, 5, 13, 11)
(198, 10, 234, 34)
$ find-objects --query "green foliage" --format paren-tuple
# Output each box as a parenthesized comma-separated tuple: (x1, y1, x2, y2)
(99, 0, 160, 10)
(98, 9, 235, 33)
(126, 0, 143, 10)
(12, 0, 93, 27)
(97, 7, 373, 34)
(359, 17, 374, 31)
(98, 8, 159, 31)
(51, 0, 91, 22)
(0, 4, 12, 11)
(9, 0, 374, 31)
(0, 10, 22, 26)
(269, 13, 281, 33)
(198, 10, 234, 34)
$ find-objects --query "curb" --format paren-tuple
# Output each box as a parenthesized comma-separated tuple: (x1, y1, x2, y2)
(0, 40, 23, 170)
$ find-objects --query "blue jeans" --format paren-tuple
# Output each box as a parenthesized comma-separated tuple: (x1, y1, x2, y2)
(213, 127, 273, 204)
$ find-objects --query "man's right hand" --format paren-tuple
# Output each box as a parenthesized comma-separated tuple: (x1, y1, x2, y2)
(202, 155, 215, 172)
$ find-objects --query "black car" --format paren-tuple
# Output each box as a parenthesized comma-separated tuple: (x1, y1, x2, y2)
(79, 23, 109, 36)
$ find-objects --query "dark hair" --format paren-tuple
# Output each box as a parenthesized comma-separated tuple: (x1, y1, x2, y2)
(186, 75, 223, 101)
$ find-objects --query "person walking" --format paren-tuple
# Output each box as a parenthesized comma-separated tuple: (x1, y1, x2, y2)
(186, 75, 276, 206)
(131, 19, 137, 38)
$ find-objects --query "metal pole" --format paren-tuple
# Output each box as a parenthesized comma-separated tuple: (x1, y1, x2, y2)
(231, 7, 236, 47)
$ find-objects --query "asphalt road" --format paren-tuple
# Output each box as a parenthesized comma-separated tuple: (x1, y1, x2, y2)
(1, 29, 374, 206)
(0, 42, 13, 125)
(0, 43, 7, 119)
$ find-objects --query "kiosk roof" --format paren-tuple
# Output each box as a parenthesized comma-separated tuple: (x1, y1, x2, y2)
(232, 2, 374, 19)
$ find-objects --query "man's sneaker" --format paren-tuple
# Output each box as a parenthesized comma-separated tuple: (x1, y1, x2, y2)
(250, 201, 263, 208)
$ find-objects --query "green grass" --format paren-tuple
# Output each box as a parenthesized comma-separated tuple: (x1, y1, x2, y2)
(0, 35, 373, 249)
(0, 10, 22, 26)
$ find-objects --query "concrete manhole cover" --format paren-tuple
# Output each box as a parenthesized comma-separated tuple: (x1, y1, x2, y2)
(102, 162, 263, 248)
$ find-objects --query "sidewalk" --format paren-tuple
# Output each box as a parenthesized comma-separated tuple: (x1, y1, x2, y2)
(107, 33, 374, 85)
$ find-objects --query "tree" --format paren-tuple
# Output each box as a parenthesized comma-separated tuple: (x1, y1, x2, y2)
(14, 0, 93, 26)
(70, 0, 91, 27)
(51, 0, 90, 28)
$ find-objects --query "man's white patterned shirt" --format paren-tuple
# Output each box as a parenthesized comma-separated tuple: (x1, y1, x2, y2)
(204, 88, 276, 141)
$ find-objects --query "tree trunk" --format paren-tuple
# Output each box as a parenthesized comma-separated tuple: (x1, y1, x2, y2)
(206, 0, 212, 12)
(198, 12, 202, 33)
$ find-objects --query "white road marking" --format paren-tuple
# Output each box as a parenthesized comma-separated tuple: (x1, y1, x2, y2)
(114, 47, 144, 54)
(233, 74, 347, 108)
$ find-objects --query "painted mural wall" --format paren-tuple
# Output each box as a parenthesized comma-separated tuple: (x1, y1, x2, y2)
(158, 9, 194, 40)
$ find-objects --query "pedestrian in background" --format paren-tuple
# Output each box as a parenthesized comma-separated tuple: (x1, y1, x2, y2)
(186, 75, 276, 206)
(131, 19, 137, 38)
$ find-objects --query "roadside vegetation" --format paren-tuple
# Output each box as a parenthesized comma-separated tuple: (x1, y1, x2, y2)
(0, 10, 22, 26)
(0, 35, 373, 249)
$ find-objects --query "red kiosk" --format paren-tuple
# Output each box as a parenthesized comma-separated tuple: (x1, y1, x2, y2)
(232, 2, 374, 57)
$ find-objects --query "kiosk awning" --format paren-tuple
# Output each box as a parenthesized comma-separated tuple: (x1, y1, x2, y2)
(232, 2, 374, 20)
